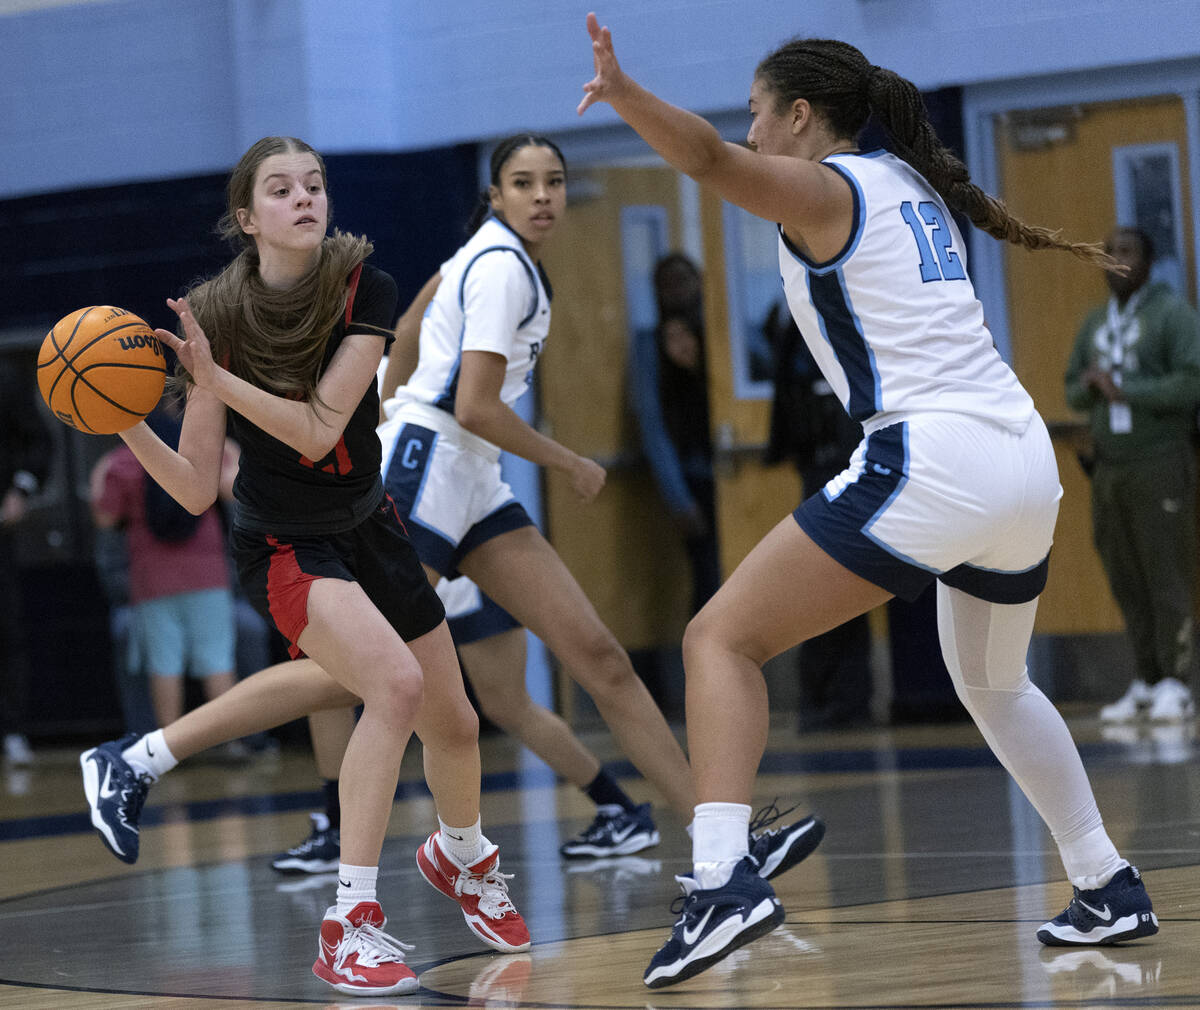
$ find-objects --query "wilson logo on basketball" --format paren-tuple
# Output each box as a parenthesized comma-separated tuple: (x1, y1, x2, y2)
(117, 333, 162, 355)
(38, 305, 167, 434)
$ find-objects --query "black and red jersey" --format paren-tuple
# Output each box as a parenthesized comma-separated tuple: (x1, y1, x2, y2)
(228, 263, 398, 535)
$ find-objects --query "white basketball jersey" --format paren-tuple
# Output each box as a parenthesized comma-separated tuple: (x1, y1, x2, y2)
(398, 216, 551, 413)
(779, 151, 1033, 433)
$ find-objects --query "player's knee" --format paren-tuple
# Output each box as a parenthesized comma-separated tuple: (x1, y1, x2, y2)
(362, 660, 424, 727)
(571, 632, 635, 697)
(948, 657, 1031, 697)
(683, 610, 762, 668)
(441, 696, 480, 750)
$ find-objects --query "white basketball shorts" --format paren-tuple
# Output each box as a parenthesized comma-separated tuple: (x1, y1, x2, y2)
(794, 411, 1062, 603)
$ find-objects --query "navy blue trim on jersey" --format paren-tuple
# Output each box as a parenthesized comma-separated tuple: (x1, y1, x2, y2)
(469, 213, 542, 322)
(456, 246, 539, 326)
(447, 588, 521, 644)
(805, 268, 880, 421)
(433, 233, 540, 414)
(433, 323, 466, 414)
(939, 555, 1050, 605)
(777, 161, 865, 274)
(793, 423, 933, 602)
(537, 259, 554, 302)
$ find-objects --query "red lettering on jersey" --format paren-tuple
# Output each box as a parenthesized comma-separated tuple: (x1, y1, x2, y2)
(297, 435, 352, 475)
(334, 436, 352, 474)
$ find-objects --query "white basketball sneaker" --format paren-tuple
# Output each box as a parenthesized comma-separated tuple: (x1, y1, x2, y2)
(1099, 680, 1153, 723)
(1146, 677, 1196, 723)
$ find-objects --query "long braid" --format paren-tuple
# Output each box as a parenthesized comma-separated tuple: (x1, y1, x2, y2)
(864, 67, 1116, 270)
(756, 40, 1121, 272)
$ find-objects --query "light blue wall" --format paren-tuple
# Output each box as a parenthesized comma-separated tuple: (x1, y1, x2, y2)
(3, 0, 1199, 197)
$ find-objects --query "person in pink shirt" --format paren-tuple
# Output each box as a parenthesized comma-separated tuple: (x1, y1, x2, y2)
(90, 406, 240, 726)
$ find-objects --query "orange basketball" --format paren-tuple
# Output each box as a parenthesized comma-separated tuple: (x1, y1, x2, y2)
(37, 306, 168, 434)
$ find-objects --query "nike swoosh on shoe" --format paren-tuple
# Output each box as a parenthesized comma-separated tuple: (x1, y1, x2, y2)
(1077, 899, 1113, 922)
(681, 906, 715, 946)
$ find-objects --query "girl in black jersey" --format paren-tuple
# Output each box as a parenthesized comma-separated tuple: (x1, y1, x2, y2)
(77, 136, 528, 997)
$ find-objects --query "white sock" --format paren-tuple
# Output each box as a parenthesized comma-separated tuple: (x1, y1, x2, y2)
(438, 816, 485, 865)
(121, 730, 177, 781)
(692, 801, 751, 889)
(336, 863, 378, 916)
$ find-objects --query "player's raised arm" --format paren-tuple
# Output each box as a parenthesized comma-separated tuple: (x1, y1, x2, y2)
(577, 12, 847, 242)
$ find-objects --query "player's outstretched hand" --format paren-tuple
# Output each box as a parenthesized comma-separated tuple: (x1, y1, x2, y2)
(578, 12, 628, 116)
(157, 297, 217, 390)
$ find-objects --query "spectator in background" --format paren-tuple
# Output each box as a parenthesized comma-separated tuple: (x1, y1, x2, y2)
(763, 300, 872, 729)
(90, 404, 240, 727)
(0, 352, 53, 765)
(629, 253, 721, 614)
(1065, 227, 1200, 724)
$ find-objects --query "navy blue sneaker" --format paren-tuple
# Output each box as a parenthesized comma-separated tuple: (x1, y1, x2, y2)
(80, 734, 152, 864)
(643, 857, 785, 989)
(272, 812, 341, 874)
(1037, 866, 1159, 946)
(748, 802, 825, 880)
(560, 803, 660, 858)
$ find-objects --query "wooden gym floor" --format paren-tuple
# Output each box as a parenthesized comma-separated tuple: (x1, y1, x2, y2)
(1, 714, 1197, 1009)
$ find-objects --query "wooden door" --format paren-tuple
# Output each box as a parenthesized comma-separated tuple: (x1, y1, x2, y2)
(697, 188, 803, 576)
(998, 95, 1194, 634)
(538, 165, 694, 650)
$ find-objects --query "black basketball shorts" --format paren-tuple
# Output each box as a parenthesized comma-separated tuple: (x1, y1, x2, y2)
(232, 493, 446, 659)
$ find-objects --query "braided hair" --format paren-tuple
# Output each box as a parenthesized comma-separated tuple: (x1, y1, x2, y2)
(755, 39, 1119, 271)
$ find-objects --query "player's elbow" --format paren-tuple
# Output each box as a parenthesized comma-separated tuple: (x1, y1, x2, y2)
(183, 492, 217, 516)
(454, 400, 487, 435)
(303, 429, 345, 462)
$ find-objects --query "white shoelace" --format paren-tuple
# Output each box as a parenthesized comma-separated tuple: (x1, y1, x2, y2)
(455, 866, 518, 918)
(336, 921, 414, 970)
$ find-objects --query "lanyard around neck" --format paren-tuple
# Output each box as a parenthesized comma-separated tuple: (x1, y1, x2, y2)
(1105, 288, 1145, 373)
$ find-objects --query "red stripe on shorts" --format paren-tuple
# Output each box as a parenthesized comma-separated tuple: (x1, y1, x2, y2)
(383, 492, 409, 536)
(265, 535, 322, 659)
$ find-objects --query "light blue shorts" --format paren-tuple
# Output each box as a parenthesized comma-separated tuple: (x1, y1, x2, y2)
(131, 588, 235, 677)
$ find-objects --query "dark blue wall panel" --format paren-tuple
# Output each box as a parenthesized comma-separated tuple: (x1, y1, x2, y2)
(1, 145, 478, 336)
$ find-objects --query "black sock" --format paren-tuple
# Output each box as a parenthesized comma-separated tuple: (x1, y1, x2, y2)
(584, 768, 637, 814)
(323, 779, 341, 830)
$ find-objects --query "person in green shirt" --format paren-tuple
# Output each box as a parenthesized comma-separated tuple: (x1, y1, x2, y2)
(1064, 227, 1200, 723)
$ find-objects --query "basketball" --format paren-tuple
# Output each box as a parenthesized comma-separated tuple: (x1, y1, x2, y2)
(37, 305, 168, 434)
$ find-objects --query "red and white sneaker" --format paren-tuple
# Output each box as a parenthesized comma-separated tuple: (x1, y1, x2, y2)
(311, 900, 418, 996)
(416, 832, 531, 953)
